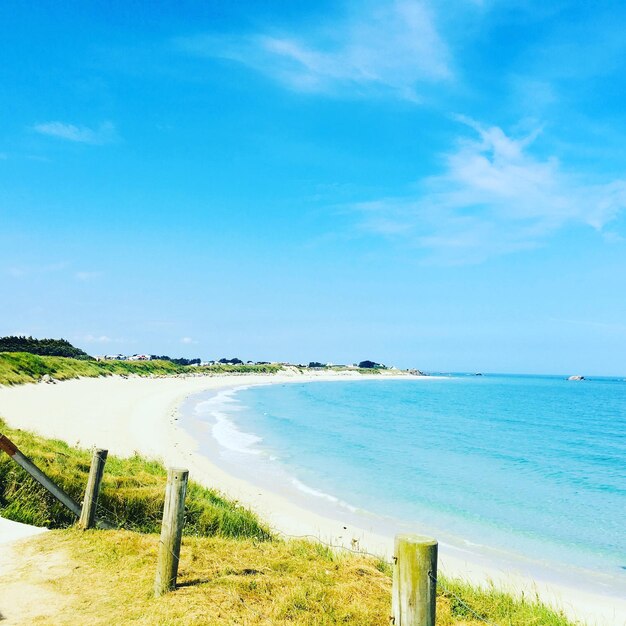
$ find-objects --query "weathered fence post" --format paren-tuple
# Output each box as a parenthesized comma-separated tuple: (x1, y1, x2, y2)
(154, 467, 189, 597)
(78, 448, 108, 530)
(0, 433, 82, 517)
(0, 433, 114, 529)
(391, 533, 438, 626)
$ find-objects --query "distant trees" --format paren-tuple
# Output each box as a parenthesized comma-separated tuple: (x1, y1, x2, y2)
(151, 355, 201, 366)
(218, 358, 243, 365)
(172, 358, 200, 366)
(308, 362, 326, 368)
(0, 336, 92, 359)
(358, 360, 385, 369)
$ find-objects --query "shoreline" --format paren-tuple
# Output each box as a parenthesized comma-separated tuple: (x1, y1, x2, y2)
(180, 383, 626, 597)
(1, 373, 625, 625)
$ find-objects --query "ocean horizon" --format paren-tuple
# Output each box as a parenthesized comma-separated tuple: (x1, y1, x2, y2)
(183, 374, 626, 599)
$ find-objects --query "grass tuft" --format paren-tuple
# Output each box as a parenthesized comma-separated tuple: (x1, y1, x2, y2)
(0, 419, 271, 540)
(435, 576, 575, 625)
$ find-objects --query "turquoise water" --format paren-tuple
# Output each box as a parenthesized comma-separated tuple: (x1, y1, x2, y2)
(192, 375, 626, 591)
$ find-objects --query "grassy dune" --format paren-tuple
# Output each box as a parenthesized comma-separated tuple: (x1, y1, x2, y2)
(0, 419, 270, 540)
(0, 352, 281, 386)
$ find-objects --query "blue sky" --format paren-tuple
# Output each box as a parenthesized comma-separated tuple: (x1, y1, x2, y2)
(1, 1, 626, 374)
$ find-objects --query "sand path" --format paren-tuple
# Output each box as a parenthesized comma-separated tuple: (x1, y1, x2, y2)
(0, 530, 70, 625)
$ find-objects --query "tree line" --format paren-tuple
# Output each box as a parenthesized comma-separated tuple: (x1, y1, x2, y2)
(0, 336, 92, 360)
(150, 355, 201, 366)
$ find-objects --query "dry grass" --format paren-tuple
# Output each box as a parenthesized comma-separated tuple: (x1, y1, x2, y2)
(28, 530, 391, 625)
(17, 529, 576, 626)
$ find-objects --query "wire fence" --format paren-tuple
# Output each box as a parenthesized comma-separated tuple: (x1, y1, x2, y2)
(273, 531, 391, 561)
(274, 531, 498, 625)
(429, 571, 499, 626)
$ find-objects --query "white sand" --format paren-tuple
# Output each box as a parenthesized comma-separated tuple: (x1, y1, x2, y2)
(0, 373, 624, 626)
(0, 517, 48, 545)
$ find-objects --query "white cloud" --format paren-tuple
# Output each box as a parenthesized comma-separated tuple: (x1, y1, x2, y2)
(74, 334, 130, 345)
(75, 271, 102, 281)
(5, 261, 69, 277)
(352, 118, 626, 263)
(32, 121, 118, 144)
(6, 267, 26, 277)
(180, 337, 196, 344)
(81, 334, 113, 344)
(5, 264, 105, 282)
(176, 0, 451, 101)
(549, 318, 626, 333)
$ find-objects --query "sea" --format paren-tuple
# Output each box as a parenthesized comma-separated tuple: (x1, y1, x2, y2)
(181, 374, 626, 597)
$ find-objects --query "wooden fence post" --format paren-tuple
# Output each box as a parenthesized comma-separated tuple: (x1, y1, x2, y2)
(78, 448, 108, 530)
(391, 533, 438, 626)
(154, 468, 189, 597)
(0, 433, 82, 517)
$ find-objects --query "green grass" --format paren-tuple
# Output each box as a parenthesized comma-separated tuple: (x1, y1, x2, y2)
(0, 352, 282, 386)
(0, 419, 271, 540)
(435, 576, 576, 625)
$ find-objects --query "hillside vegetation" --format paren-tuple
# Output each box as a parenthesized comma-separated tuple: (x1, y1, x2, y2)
(0, 352, 282, 386)
(0, 336, 91, 359)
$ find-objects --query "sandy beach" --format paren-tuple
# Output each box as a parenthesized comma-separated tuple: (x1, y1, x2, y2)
(0, 373, 624, 626)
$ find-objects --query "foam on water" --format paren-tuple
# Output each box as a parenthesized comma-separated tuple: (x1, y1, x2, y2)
(194, 387, 262, 455)
(290, 477, 359, 513)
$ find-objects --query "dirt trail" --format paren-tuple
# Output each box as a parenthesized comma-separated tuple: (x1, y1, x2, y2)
(0, 535, 73, 625)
